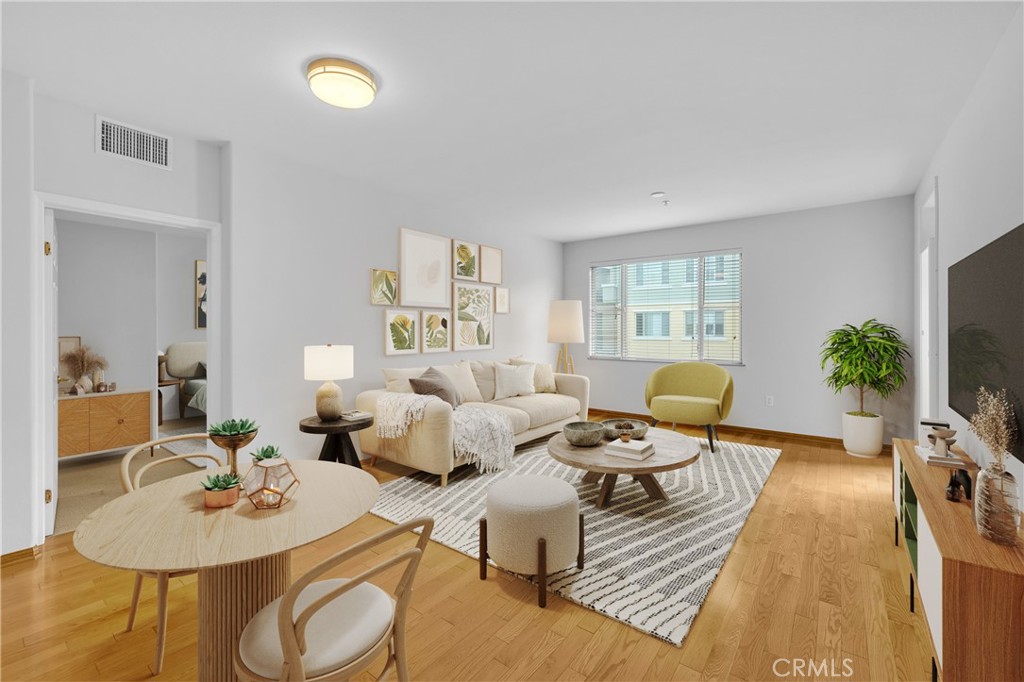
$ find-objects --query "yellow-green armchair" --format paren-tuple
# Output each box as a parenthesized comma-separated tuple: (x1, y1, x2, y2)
(645, 362, 734, 452)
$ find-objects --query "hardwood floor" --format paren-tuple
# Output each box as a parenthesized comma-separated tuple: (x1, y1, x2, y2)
(1, 416, 935, 681)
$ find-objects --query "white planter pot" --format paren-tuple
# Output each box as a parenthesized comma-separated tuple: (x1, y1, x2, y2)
(842, 412, 884, 458)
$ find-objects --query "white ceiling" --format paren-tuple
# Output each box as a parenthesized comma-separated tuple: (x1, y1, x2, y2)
(3, 2, 1018, 241)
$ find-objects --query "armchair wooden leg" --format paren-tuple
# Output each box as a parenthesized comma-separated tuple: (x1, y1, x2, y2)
(705, 425, 716, 452)
(440, 473, 449, 488)
(650, 418, 658, 427)
(537, 538, 547, 608)
(126, 572, 143, 631)
(479, 518, 488, 580)
(577, 513, 585, 569)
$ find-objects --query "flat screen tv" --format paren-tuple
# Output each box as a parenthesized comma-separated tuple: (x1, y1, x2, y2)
(948, 223, 1024, 464)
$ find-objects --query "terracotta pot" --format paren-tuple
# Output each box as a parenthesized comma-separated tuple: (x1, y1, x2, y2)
(204, 485, 240, 509)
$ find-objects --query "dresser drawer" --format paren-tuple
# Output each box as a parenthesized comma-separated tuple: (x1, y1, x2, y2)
(88, 392, 151, 452)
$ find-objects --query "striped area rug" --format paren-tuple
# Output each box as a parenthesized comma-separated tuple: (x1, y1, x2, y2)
(371, 437, 781, 646)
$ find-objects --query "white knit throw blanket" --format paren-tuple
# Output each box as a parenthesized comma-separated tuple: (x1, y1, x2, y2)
(375, 394, 515, 474)
(376, 393, 437, 439)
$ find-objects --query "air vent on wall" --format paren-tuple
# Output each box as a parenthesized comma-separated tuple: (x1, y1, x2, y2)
(95, 116, 173, 169)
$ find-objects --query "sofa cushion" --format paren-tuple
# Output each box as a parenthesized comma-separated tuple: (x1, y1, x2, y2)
(470, 361, 497, 402)
(469, 402, 531, 434)
(508, 357, 557, 393)
(383, 362, 483, 402)
(490, 393, 581, 429)
(494, 362, 535, 400)
(410, 368, 462, 408)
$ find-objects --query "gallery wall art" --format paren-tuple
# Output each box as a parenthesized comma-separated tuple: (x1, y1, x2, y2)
(399, 228, 450, 308)
(454, 282, 494, 351)
(453, 239, 479, 281)
(422, 311, 451, 353)
(385, 309, 420, 355)
(479, 245, 503, 284)
(495, 287, 510, 314)
(370, 268, 397, 305)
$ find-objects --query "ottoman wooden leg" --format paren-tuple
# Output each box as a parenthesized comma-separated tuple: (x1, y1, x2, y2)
(479, 518, 487, 580)
(537, 538, 547, 608)
(577, 513, 585, 569)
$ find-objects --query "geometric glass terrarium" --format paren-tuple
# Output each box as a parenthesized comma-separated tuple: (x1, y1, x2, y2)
(241, 459, 300, 510)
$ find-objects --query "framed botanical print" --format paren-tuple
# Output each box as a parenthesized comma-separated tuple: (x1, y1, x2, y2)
(452, 239, 479, 281)
(453, 282, 494, 351)
(495, 287, 510, 314)
(385, 309, 419, 355)
(421, 310, 451, 353)
(479, 245, 503, 284)
(195, 260, 208, 329)
(370, 268, 397, 305)
(399, 228, 450, 308)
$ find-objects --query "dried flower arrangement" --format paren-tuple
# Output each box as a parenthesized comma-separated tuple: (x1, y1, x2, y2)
(969, 387, 1018, 466)
(59, 345, 108, 380)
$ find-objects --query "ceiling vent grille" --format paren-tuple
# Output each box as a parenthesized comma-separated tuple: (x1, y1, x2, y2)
(95, 117, 173, 170)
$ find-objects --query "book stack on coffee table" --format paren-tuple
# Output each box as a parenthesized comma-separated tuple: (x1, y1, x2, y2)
(605, 439, 655, 461)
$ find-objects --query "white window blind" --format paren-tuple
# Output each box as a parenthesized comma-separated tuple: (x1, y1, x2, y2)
(589, 251, 742, 364)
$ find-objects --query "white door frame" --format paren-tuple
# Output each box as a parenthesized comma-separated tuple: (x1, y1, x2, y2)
(917, 178, 940, 422)
(32, 191, 224, 541)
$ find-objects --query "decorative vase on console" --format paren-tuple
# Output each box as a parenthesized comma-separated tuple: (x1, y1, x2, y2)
(969, 387, 1020, 546)
(77, 374, 94, 393)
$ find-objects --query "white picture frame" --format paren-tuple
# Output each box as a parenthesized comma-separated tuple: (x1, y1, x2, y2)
(453, 282, 494, 351)
(452, 239, 480, 281)
(495, 287, 510, 314)
(399, 228, 451, 308)
(421, 310, 451, 353)
(479, 245, 503, 284)
(384, 309, 420, 355)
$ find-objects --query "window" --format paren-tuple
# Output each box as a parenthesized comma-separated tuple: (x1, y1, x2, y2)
(589, 251, 741, 363)
(634, 311, 670, 338)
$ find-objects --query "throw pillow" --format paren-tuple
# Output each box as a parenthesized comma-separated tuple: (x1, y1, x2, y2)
(494, 362, 536, 400)
(195, 361, 207, 378)
(508, 356, 557, 393)
(382, 366, 427, 393)
(409, 367, 462, 408)
(470, 361, 497, 401)
(436, 361, 485, 403)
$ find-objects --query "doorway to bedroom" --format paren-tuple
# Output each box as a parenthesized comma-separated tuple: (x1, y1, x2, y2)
(52, 212, 211, 536)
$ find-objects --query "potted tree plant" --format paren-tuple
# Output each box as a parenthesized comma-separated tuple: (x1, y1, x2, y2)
(820, 319, 910, 457)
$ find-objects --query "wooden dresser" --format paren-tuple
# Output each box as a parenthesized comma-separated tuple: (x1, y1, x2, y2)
(58, 390, 153, 457)
(893, 438, 1024, 681)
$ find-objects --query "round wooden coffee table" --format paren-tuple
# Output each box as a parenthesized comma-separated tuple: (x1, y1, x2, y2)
(547, 428, 701, 508)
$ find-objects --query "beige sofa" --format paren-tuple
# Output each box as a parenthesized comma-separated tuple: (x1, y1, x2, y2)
(356, 360, 589, 486)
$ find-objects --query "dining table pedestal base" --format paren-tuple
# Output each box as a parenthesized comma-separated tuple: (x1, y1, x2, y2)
(198, 551, 291, 682)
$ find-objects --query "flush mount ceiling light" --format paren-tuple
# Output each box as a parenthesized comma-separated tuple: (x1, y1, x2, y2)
(306, 57, 377, 109)
(650, 191, 670, 206)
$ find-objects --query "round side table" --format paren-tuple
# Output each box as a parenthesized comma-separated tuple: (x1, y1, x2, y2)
(299, 416, 374, 468)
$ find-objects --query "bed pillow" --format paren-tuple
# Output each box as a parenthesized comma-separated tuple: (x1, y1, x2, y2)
(494, 362, 536, 400)
(508, 356, 557, 393)
(409, 367, 462, 408)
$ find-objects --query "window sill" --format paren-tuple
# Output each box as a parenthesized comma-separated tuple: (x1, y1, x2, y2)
(587, 356, 745, 367)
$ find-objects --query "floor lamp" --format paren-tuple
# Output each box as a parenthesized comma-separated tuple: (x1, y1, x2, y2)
(548, 300, 584, 374)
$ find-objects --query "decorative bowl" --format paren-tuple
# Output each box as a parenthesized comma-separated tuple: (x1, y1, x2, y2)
(601, 418, 649, 440)
(563, 422, 605, 447)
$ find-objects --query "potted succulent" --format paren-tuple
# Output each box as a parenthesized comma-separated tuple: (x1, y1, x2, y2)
(201, 473, 241, 508)
(208, 418, 259, 476)
(820, 319, 910, 458)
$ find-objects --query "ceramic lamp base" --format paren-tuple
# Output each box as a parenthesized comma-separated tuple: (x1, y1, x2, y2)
(315, 381, 343, 421)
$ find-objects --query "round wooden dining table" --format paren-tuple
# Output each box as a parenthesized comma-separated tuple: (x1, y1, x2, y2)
(74, 460, 379, 682)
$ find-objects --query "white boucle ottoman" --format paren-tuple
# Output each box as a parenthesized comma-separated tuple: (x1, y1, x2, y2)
(479, 475, 584, 607)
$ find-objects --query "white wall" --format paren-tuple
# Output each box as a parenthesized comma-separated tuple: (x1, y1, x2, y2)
(563, 196, 916, 441)
(156, 231, 208, 418)
(914, 8, 1023, 497)
(56, 220, 156, 392)
(1, 71, 40, 554)
(226, 145, 563, 459)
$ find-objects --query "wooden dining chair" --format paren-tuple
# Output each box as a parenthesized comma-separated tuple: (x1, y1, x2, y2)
(233, 517, 434, 682)
(120, 433, 222, 675)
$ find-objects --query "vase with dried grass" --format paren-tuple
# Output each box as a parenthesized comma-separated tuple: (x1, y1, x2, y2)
(969, 387, 1020, 546)
(59, 345, 108, 394)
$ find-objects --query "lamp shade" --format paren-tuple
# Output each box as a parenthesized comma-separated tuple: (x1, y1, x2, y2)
(304, 345, 354, 381)
(547, 300, 585, 344)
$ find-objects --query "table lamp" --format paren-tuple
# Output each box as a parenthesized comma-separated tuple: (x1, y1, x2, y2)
(304, 344, 354, 421)
(547, 300, 584, 374)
